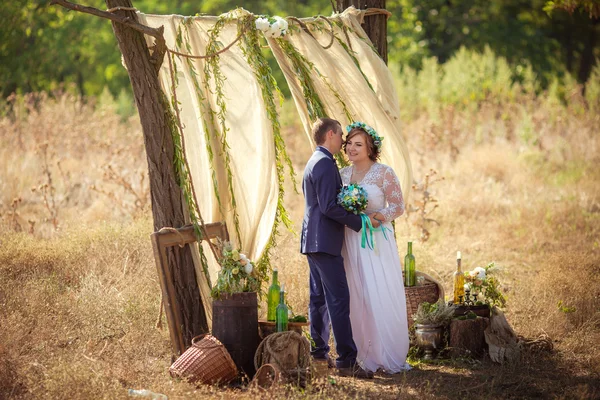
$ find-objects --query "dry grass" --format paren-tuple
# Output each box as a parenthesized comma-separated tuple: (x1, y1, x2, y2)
(1, 90, 599, 399)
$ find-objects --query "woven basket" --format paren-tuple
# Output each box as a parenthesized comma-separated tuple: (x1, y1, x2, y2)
(404, 271, 445, 329)
(169, 334, 238, 385)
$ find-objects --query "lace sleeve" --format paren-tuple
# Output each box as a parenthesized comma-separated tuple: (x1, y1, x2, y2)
(340, 166, 351, 185)
(378, 165, 405, 222)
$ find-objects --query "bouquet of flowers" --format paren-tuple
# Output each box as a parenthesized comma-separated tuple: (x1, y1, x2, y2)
(337, 183, 368, 214)
(211, 239, 261, 299)
(464, 261, 506, 308)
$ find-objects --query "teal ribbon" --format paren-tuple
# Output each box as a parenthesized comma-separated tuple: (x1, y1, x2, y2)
(360, 214, 393, 251)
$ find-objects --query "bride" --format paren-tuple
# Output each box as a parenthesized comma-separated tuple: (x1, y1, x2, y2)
(340, 122, 411, 374)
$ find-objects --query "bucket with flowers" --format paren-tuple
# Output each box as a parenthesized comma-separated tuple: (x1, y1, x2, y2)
(211, 239, 263, 378)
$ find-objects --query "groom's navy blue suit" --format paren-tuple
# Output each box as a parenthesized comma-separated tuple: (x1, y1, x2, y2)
(301, 146, 362, 368)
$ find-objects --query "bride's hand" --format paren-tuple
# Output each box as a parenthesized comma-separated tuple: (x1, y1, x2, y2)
(368, 213, 381, 228)
(372, 212, 385, 224)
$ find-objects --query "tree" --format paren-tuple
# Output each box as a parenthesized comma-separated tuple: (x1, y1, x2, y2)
(336, 0, 388, 64)
(545, 0, 600, 18)
(0, 1, 130, 99)
(52, 0, 208, 348)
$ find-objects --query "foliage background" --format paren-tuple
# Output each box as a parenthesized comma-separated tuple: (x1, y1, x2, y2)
(1, 0, 598, 104)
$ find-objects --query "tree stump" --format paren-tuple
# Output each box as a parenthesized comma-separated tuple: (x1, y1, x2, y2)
(449, 317, 489, 357)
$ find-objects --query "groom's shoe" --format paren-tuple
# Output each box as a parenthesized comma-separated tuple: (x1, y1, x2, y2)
(338, 364, 374, 379)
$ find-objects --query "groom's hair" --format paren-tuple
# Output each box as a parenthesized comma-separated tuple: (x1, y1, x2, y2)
(312, 118, 341, 145)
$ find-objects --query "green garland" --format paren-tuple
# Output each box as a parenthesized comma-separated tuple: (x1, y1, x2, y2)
(276, 36, 350, 168)
(236, 15, 297, 291)
(202, 15, 243, 244)
(276, 39, 327, 122)
(161, 82, 212, 288)
(176, 21, 224, 218)
(330, 18, 375, 92)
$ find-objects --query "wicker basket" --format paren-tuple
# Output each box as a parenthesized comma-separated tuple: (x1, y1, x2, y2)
(169, 334, 238, 385)
(404, 271, 445, 329)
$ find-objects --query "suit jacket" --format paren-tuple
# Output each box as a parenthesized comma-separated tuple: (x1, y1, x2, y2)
(300, 146, 362, 256)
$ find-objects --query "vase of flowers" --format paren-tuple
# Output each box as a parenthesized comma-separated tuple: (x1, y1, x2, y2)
(413, 299, 457, 359)
(211, 239, 262, 378)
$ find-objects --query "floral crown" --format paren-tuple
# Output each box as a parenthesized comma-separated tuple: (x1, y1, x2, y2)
(346, 122, 383, 151)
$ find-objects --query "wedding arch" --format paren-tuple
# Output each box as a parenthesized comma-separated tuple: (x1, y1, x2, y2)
(52, 0, 412, 355)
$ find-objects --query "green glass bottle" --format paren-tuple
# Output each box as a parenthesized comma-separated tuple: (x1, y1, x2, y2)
(276, 284, 288, 332)
(404, 241, 416, 287)
(267, 269, 280, 321)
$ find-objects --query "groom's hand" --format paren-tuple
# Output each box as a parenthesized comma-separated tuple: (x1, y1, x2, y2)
(368, 213, 381, 228)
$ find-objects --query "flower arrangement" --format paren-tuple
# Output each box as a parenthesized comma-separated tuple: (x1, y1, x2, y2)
(337, 183, 368, 214)
(255, 15, 288, 38)
(346, 122, 383, 151)
(211, 239, 261, 299)
(413, 299, 457, 326)
(463, 261, 506, 308)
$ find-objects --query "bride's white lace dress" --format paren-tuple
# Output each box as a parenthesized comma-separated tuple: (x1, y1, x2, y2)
(341, 162, 411, 373)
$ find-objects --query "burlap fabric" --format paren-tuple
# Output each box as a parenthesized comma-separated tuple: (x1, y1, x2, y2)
(254, 331, 311, 387)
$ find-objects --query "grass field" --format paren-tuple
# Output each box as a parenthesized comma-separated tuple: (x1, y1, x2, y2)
(1, 87, 599, 399)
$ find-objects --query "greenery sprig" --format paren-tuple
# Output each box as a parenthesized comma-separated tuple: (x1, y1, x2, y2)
(203, 14, 243, 244)
(276, 37, 349, 167)
(161, 85, 212, 287)
(177, 21, 224, 217)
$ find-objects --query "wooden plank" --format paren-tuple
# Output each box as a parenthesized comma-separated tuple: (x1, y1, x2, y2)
(151, 232, 185, 356)
(156, 223, 229, 247)
(152, 221, 229, 358)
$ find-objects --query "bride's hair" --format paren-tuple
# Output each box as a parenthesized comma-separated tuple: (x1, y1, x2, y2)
(344, 128, 381, 162)
(312, 117, 341, 145)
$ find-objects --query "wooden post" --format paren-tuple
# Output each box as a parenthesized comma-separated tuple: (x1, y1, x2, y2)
(335, 0, 388, 64)
(104, 0, 208, 345)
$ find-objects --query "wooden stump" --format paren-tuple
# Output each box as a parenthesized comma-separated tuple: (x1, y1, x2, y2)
(449, 317, 489, 357)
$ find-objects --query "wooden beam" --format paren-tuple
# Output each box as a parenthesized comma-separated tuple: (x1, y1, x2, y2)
(151, 222, 229, 357)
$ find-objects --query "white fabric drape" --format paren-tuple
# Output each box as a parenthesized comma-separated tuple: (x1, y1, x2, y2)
(138, 12, 279, 326)
(136, 8, 412, 327)
(269, 7, 412, 200)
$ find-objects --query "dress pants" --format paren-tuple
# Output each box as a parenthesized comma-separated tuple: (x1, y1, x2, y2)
(307, 252, 357, 368)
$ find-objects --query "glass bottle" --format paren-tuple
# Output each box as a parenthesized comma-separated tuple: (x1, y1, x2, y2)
(267, 269, 280, 321)
(276, 284, 288, 332)
(404, 242, 416, 287)
(453, 251, 465, 304)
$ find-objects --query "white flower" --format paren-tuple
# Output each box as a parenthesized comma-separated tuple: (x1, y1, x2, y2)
(272, 16, 288, 33)
(464, 283, 471, 291)
(255, 17, 270, 31)
(267, 23, 281, 38)
(239, 254, 248, 266)
(244, 262, 253, 275)
(473, 266, 486, 280)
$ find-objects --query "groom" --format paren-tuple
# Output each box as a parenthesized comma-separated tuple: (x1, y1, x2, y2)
(301, 117, 376, 379)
